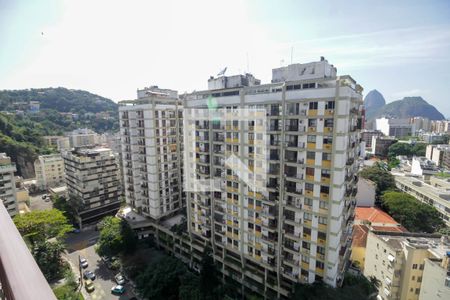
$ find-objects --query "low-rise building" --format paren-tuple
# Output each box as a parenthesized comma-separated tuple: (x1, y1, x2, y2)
(394, 175, 450, 226)
(34, 154, 65, 191)
(361, 130, 383, 153)
(62, 147, 121, 228)
(372, 136, 398, 157)
(0, 153, 17, 217)
(364, 231, 448, 300)
(351, 207, 406, 271)
(410, 156, 438, 176)
(67, 128, 99, 148)
(426, 144, 450, 170)
(419, 243, 450, 300)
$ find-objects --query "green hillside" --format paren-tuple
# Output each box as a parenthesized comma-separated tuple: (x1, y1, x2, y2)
(367, 96, 445, 121)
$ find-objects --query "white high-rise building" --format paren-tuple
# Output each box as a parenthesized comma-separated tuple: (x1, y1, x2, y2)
(62, 147, 121, 228)
(0, 153, 17, 217)
(119, 86, 184, 219)
(67, 128, 99, 148)
(183, 58, 363, 297)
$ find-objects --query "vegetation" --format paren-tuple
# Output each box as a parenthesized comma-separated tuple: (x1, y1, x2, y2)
(387, 142, 427, 159)
(13, 209, 73, 281)
(95, 216, 137, 257)
(0, 87, 119, 177)
(292, 273, 379, 300)
(381, 191, 445, 233)
(13, 209, 73, 245)
(53, 268, 84, 300)
(359, 164, 396, 197)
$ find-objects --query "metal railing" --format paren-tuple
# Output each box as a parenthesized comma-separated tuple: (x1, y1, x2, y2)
(0, 201, 56, 300)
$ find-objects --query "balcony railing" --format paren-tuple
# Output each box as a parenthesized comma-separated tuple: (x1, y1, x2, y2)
(0, 202, 57, 300)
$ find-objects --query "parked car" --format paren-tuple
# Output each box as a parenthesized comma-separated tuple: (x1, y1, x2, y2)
(115, 273, 125, 285)
(83, 270, 96, 280)
(79, 258, 88, 268)
(85, 279, 95, 293)
(111, 285, 125, 294)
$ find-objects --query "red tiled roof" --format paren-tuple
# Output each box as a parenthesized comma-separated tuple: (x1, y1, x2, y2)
(355, 207, 400, 225)
(352, 224, 369, 248)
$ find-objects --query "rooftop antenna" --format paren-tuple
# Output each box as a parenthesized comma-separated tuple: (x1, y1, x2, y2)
(290, 46, 294, 64)
(246, 52, 250, 73)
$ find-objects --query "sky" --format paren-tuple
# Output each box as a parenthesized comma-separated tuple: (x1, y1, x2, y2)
(1, 0, 449, 116)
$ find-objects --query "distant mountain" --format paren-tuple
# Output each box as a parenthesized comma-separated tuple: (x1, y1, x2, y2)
(369, 96, 445, 121)
(364, 90, 386, 119)
(0, 87, 117, 113)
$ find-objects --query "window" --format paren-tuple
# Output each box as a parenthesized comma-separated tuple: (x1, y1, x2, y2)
(318, 231, 326, 240)
(305, 183, 314, 192)
(417, 276, 422, 282)
(317, 246, 325, 255)
(318, 217, 327, 225)
(304, 212, 312, 221)
(325, 101, 335, 109)
(306, 167, 315, 176)
(419, 264, 424, 270)
(412, 276, 415, 280)
(320, 186, 329, 194)
(323, 136, 333, 144)
(324, 119, 334, 127)
(321, 169, 331, 178)
(415, 288, 420, 295)
(308, 119, 317, 127)
(319, 201, 328, 209)
(412, 264, 418, 269)
(302, 241, 311, 250)
(302, 255, 309, 263)
(304, 198, 313, 206)
(303, 227, 311, 236)
(322, 153, 332, 161)
(316, 261, 324, 269)
(309, 101, 318, 109)
(307, 151, 316, 159)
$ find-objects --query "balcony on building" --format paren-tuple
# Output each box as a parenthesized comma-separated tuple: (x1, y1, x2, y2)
(0, 202, 57, 300)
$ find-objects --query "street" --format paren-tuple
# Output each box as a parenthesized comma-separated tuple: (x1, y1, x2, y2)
(65, 229, 136, 300)
(29, 193, 53, 211)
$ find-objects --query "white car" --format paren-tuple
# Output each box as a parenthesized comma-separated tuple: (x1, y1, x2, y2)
(115, 273, 125, 285)
(79, 258, 88, 268)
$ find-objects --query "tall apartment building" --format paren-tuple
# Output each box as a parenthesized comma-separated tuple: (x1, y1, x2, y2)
(375, 118, 414, 138)
(62, 147, 121, 228)
(426, 144, 450, 169)
(34, 154, 65, 191)
(431, 120, 450, 133)
(0, 153, 17, 217)
(183, 58, 363, 297)
(361, 130, 383, 151)
(119, 86, 184, 220)
(364, 231, 449, 300)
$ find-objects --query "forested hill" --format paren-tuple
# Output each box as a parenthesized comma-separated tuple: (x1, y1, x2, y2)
(0, 87, 118, 113)
(0, 87, 119, 178)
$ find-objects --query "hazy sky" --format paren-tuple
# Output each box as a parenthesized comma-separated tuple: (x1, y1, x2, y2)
(1, 0, 449, 116)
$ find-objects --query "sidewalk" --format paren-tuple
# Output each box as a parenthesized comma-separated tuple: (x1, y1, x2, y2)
(63, 254, 90, 300)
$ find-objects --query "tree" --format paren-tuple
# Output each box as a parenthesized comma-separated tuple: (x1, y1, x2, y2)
(199, 247, 221, 300)
(13, 209, 73, 246)
(359, 165, 396, 197)
(51, 195, 77, 225)
(135, 256, 194, 300)
(381, 191, 445, 233)
(34, 240, 66, 281)
(388, 142, 427, 160)
(95, 216, 137, 257)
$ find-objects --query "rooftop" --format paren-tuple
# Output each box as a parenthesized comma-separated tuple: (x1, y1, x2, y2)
(355, 207, 402, 226)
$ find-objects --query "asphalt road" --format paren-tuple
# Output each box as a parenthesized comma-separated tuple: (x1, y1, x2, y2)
(29, 193, 53, 211)
(65, 229, 136, 300)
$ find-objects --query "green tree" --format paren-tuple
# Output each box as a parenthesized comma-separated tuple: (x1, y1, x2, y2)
(199, 247, 221, 300)
(382, 191, 445, 233)
(13, 209, 73, 246)
(95, 216, 137, 257)
(34, 240, 66, 281)
(51, 195, 77, 225)
(359, 165, 396, 196)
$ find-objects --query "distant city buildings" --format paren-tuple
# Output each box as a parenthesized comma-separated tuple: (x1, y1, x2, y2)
(42, 135, 71, 151)
(361, 130, 383, 152)
(410, 156, 438, 176)
(67, 128, 100, 148)
(430, 120, 450, 134)
(426, 144, 450, 169)
(0, 153, 17, 217)
(375, 117, 414, 138)
(62, 147, 121, 228)
(371, 136, 398, 157)
(34, 154, 65, 191)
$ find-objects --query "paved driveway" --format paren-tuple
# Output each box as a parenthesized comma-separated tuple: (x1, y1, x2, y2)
(65, 230, 137, 300)
(29, 193, 53, 211)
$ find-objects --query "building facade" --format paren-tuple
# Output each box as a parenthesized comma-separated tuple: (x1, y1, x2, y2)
(419, 246, 450, 300)
(34, 154, 65, 191)
(62, 147, 121, 228)
(361, 130, 383, 151)
(394, 175, 450, 226)
(426, 144, 450, 170)
(67, 128, 99, 148)
(364, 231, 448, 300)
(119, 87, 184, 220)
(0, 153, 17, 217)
(183, 58, 363, 297)
(372, 136, 398, 157)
